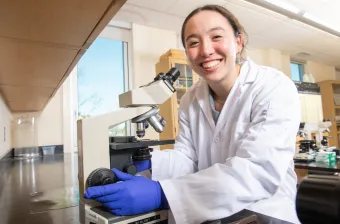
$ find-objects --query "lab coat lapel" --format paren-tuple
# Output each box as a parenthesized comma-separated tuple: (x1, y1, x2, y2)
(214, 59, 258, 135)
(195, 80, 216, 130)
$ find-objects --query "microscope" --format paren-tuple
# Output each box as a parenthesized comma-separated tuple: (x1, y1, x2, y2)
(294, 120, 334, 162)
(77, 68, 180, 224)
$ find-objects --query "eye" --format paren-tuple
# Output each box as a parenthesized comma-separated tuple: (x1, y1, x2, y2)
(189, 41, 199, 47)
(213, 35, 222, 40)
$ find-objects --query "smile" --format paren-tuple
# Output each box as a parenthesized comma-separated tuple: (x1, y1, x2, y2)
(200, 60, 222, 69)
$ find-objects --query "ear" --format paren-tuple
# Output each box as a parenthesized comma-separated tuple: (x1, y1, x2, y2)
(236, 34, 243, 54)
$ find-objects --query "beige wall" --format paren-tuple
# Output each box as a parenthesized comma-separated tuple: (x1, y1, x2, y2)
(12, 87, 64, 148)
(131, 23, 178, 140)
(247, 48, 336, 81)
(37, 88, 63, 146)
(305, 61, 336, 82)
(0, 94, 12, 158)
(336, 70, 340, 80)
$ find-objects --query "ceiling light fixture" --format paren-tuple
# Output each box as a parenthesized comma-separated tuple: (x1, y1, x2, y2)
(243, 0, 340, 38)
(263, 0, 300, 14)
(303, 12, 340, 33)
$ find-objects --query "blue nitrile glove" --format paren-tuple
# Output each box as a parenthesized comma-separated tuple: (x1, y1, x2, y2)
(133, 160, 151, 173)
(84, 168, 169, 216)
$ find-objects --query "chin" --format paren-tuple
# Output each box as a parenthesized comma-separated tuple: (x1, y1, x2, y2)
(202, 72, 226, 83)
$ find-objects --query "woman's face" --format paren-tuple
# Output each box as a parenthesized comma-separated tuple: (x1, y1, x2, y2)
(184, 10, 242, 83)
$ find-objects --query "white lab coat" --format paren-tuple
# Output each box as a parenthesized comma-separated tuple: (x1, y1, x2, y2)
(151, 58, 301, 224)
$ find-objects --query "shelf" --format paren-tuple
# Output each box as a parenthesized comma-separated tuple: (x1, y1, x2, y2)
(178, 77, 192, 80)
(335, 106, 340, 109)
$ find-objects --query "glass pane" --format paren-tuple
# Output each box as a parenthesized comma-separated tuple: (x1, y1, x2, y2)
(77, 37, 127, 136)
(174, 63, 188, 104)
(175, 64, 186, 89)
(290, 63, 301, 81)
(186, 65, 193, 88)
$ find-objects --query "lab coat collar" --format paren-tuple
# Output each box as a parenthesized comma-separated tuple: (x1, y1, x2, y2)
(238, 58, 258, 85)
(194, 57, 259, 134)
(213, 58, 259, 134)
(195, 80, 216, 130)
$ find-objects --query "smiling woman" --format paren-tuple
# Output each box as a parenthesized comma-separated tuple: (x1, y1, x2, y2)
(84, 4, 302, 224)
(180, 5, 249, 109)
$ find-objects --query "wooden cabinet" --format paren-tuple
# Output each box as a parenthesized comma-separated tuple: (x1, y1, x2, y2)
(298, 94, 323, 123)
(155, 49, 199, 150)
(318, 80, 340, 148)
(295, 168, 308, 185)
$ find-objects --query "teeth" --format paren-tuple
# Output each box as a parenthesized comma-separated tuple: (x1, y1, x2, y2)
(202, 60, 220, 69)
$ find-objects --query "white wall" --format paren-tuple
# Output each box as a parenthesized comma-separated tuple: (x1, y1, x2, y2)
(0, 94, 12, 158)
(37, 88, 63, 146)
(131, 23, 178, 140)
(12, 88, 64, 148)
(62, 68, 77, 153)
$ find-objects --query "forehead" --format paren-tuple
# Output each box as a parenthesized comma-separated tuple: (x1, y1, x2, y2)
(184, 10, 234, 37)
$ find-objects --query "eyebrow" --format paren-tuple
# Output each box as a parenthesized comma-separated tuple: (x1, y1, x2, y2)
(185, 27, 225, 43)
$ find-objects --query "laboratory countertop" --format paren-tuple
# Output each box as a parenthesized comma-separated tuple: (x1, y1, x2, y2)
(294, 159, 340, 172)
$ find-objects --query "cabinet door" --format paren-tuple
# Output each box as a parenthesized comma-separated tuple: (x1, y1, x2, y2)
(299, 94, 323, 123)
(173, 63, 194, 103)
(172, 62, 196, 136)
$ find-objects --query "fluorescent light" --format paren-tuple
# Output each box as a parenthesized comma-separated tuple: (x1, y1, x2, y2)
(264, 0, 300, 14)
(303, 12, 340, 32)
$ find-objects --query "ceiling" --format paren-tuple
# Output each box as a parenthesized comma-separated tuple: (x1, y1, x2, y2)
(114, 0, 340, 68)
(0, 0, 127, 112)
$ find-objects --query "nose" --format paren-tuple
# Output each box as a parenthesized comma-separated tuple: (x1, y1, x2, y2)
(199, 39, 214, 57)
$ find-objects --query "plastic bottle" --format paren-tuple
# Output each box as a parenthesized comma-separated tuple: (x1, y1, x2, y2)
(303, 74, 310, 82)
(309, 74, 315, 83)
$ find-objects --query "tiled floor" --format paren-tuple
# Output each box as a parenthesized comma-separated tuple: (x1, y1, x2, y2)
(0, 153, 80, 224)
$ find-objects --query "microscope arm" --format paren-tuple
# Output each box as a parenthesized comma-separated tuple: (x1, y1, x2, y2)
(78, 67, 180, 197)
(77, 106, 152, 195)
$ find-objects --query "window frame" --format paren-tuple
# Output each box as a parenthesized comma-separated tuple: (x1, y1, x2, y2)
(98, 23, 133, 136)
(69, 22, 133, 152)
(290, 60, 305, 81)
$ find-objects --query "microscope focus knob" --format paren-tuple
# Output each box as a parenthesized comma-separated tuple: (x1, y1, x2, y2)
(123, 164, 137, 175)
(86, 168, 117, 188)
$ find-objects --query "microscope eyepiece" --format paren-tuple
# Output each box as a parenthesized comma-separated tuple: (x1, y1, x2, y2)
(165, 67, 180, 85)
(154, 67, 180, 86)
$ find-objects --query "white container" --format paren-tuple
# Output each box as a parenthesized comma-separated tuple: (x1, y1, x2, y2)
(308, 74, 315, 83)
(303, 74, 310, 82)
(42, 146, 56, 155)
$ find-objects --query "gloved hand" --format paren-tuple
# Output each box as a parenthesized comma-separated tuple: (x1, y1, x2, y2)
(133, 160, 151, 173)
(84, 168, 169, 216)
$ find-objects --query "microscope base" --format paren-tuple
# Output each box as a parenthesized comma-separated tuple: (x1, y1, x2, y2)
(85, 205, 168, 224)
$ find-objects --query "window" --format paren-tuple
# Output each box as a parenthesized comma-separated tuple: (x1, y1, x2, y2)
(290, 61, 305, 81)
(75, 24, 131, 140)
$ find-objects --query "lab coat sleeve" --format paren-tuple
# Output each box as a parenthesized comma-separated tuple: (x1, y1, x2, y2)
(151, 103, 198, 181)
(159, 75, 301, 224)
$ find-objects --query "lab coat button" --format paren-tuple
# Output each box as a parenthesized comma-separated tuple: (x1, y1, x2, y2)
(214, 137, 220, 143)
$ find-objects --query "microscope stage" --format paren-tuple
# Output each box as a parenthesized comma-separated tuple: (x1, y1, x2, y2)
(109, 136, 175, 150)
